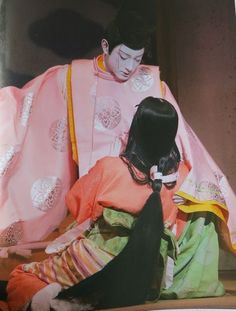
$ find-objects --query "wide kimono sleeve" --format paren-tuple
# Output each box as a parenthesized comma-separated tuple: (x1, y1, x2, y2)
(161, 81, 236, 254)
(0, 64, 78, 255)
(65, 159, 105, 225)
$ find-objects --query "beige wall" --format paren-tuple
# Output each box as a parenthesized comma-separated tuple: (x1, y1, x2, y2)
(171, 0, 236, 269)
(174, 0, 236, 192)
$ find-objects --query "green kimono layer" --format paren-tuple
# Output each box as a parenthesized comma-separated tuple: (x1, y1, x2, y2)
(85, 208, 224, 300)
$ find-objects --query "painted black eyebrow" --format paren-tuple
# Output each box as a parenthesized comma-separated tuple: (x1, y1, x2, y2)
(119, 50, 143, 58)
(119, 51, 130, 57)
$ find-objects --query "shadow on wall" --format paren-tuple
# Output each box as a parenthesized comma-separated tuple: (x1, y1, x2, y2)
(3, 8, 104, 87)
(28, 6, 158, 67)
(28, 8, 104, 59)
(1, 1, 158, 87)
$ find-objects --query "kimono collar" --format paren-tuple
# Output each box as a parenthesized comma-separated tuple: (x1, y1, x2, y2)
(93, 54, 117, 81)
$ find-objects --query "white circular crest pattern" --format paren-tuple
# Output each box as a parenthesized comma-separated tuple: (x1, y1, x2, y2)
(130, 67, 154, 92)
(31, 176, 62, 212)
(95, 97, 121, 130)
(0, 221, 23, 246)
(197, 181, 226, 204)
(49, 118, 68, 152)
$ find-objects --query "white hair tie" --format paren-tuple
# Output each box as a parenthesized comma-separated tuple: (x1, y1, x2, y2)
(150, 165, 178, 184)
(150, 165, 162, 180)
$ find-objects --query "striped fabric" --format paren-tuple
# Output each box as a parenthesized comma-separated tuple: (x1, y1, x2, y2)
(23, 236, 113, 288)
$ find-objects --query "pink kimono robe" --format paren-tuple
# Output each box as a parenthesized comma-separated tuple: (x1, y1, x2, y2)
(0, 55, 235, 256)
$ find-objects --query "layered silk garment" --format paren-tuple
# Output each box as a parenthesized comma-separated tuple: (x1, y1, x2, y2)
(0, 56, 235, 256)
(7, 158, 224, 311)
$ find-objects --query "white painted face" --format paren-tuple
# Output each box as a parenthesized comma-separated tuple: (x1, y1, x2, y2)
(102, 41, 144, 81)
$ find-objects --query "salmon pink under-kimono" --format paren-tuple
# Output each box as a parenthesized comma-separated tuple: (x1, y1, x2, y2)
(0, 55, 235, 256)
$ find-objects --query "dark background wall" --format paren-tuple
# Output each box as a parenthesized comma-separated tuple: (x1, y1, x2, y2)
(0, 0, 235, 267)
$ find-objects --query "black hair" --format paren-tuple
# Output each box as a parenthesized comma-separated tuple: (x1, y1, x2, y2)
(104, 10, 153, 52)
(122, 96, 179, 177)
(55, 97, 180, 309)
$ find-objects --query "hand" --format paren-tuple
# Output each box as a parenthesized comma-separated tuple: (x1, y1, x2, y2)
(30, 283, 62, 311)
(173, 194, 187, 205)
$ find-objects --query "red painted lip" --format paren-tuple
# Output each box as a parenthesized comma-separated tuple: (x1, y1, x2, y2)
(121, 72, 130, 76)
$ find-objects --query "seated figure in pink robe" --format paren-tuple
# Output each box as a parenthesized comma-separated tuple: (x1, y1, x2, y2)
(0, 10, 235, 258)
